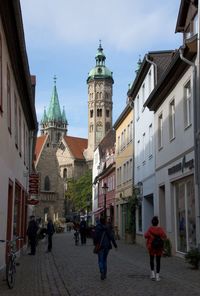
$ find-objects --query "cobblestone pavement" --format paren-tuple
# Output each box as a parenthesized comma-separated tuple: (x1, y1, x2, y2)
(0, 232, 200, 296)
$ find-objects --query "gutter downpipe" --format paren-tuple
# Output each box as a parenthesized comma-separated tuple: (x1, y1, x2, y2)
(145, 54, 158, 85)
(145, 54, 157, 217)
(179, 47, 200, 248)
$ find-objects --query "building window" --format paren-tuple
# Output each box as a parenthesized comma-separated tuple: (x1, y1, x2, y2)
(90, 124, 93, 132)
(14, 94, 18, 147)
(63, 168, 67, 179)
(90, 110, 93, 118)
(137, 95, 139, 120)
(142, 133, 146, 163)
(142, 83, 145, 107)
(97, 108, 102, 117)
(117, 136, 120, 154)
(106, 122, 110, 132)
(19, 107, 22, 154)
(184, 80, 191, 128)
(158, 113, 163, 149)
(148, 70, 152, 95)
(169, 99, 175, 140)
(130, 121, 133, 142)
(7, 65, 11, 133)
(0, 33, 2, 113)
(137, 140, 140, 168)
(44, 176, 50, 191)
(149, 124, 153, 157)
(106, 109, 109, 117)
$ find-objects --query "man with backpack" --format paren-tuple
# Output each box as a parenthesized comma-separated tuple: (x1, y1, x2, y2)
(144, 216, 167, 281)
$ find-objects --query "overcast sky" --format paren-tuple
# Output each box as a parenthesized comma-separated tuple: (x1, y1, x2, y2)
(20, 0, 182, 138)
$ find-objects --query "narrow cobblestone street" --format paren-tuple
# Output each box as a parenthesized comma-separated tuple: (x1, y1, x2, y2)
(0, 232, 200, 296)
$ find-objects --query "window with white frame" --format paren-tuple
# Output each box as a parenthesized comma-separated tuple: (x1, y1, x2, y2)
(142, 83, 145, 107)
(121, 131, 123, 150)
(158, 113, 163, 149)
(14, 94, 18, 147)
(184, 80, 192, 128)
(137, 140, 140, 167)
(142, 133, 146, 163)
(130, 121, 133, 141)
(130, 158, 133, 180)
(127, 124, 130, 143)
(148, 70, 152, 95)
(169, 98, 175, 140)
(123, 163, 126, 183)
(149, 124, 153, 157)
(137, 95, 140, 120)
(124, 129, 126, 148)
(117, 136, 120, 154)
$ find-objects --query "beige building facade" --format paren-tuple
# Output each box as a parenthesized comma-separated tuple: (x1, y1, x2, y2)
(114, 104, 134, 239)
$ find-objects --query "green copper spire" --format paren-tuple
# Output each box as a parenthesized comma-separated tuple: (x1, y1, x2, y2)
(47, 76, 62, 122)
(62, 106, 68, 124)
(135, 55, 142, 75)
(87, 41, 114, 83)
(41, 107, 48, 124)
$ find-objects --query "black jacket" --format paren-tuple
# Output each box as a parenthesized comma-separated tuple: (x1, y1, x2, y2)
(93, 222, 117, 250)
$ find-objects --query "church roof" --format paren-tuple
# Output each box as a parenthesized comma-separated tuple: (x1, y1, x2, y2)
(64, 135, 88, 160)
(47, 82, 62, 121)
(34, 135, 48, 163)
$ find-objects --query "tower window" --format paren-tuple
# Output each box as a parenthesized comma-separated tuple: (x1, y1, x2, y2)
(63, 168, 67, 179)
(90, 124, 93, 132)
(44, 176, 50, 191)
(106, 110, 109, 117)
(97, 109, 102, 117)
(90, 110, 93, 118)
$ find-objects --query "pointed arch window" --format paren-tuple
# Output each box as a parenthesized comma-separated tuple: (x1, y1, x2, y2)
(90, 110, 93, 118)
(44, 176, 50, 191)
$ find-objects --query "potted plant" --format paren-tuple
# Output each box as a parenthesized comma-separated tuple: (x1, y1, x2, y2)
(185, 248, 200, 269)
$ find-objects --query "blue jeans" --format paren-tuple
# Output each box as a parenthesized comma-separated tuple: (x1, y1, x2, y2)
(98, 248, 109, 275)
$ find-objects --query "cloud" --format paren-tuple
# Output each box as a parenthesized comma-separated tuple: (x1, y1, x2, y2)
(20, 0, 181, 53)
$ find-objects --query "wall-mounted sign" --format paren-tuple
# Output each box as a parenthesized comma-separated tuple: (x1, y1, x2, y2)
(29, 173, 40, 195)
(168, 157, 194, 175)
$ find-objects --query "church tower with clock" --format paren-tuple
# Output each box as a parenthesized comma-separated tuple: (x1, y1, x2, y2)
(84, 42, 114, 166)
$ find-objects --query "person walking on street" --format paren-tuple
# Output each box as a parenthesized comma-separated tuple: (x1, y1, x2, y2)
(80, 218, 87, 244)
(27, 215, 38, 255)
(144, 216, 167, 281)
(93, 216, 117, 280)
(46, 217, 55, 252)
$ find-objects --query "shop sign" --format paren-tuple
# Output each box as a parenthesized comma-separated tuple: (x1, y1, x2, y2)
(29, 173, 40, 195)
(168, 157, 194, 175)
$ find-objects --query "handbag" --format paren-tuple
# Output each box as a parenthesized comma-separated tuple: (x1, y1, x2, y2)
(93, 231, 105, 254)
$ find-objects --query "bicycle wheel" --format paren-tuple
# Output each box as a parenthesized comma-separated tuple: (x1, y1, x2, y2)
(6, 259, 16, 289)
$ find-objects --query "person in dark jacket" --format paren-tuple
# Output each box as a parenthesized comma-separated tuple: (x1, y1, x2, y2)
(79, 218, 87, 244)
(93, 216, 117, 280)
(27, 215, 38, 255)
(46, 217, 55, 252)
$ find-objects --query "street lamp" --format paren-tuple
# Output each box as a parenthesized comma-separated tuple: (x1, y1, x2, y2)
(102, 183, 108, 221)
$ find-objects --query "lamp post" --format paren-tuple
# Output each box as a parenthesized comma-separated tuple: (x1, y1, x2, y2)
(102, 183, 108, 221)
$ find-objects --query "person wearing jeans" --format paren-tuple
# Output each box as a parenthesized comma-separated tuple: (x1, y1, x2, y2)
(93, 216, 117, 280)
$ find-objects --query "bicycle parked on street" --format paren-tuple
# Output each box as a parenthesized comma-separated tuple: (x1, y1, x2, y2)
(0, 236, 23, 289)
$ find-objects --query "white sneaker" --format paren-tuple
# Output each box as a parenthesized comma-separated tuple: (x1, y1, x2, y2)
(156, 273, 160, 281)
(150, 271, 155, 280)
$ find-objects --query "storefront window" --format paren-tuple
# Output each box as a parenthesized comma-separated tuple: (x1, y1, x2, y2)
(187, 180, 196, 248)
(175, 176, 195, 253)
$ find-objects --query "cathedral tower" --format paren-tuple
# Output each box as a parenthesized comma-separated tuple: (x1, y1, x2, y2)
(84, 42, 114, 165)
(40, 77, 68, 145)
